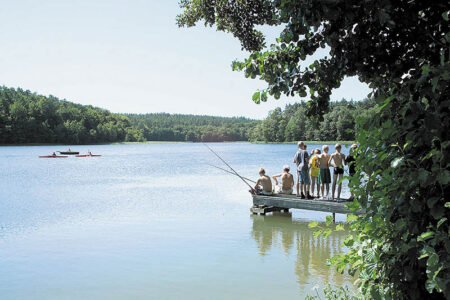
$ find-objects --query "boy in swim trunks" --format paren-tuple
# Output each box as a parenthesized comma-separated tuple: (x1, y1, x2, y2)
(329, 143, 346, 200)
(254, 168, 273, 195)
(309, 148, 321, 198)
(272, 165, 294, 194)
(318, 145, 331, 199)
(293, 141, 313, 199)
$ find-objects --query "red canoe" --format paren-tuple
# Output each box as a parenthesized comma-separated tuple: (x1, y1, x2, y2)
(76, 154, 101, 157)
(39, 155, 68, 158)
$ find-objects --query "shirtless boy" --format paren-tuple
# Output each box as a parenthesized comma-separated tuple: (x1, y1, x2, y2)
(254, 168, 273, 195)
(328, 143, 346, 200)
(272, 165, 294, 194)
(318, 145, 331, 199)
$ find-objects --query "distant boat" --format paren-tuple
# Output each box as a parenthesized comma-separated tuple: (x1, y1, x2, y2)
(58, 151, 79, 155)
(76, 152, 101, 157)
(39, 154, 68, 158)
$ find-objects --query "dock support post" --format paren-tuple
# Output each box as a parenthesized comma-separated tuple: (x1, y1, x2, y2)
(332, 213, 336, 224)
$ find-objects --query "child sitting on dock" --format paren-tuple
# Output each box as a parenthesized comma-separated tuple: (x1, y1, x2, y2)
(272, 165, 294, 194)
(329, 143, 346, 200)
(309, 148, 321, 198)
(254, 168, 273, 195)
(318, 145, 331, 199)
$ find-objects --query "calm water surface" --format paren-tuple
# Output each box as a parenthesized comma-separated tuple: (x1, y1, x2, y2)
(0, 143, 354, 299)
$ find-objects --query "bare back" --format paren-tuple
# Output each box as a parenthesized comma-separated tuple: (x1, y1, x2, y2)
(330, 152, 345, 168)
(257, 175, 272, 192)
(281, 173, 294, 190)
(319, 153, 330, 168)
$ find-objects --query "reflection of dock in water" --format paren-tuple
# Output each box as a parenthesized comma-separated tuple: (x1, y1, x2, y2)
(251, 213, 352, 290)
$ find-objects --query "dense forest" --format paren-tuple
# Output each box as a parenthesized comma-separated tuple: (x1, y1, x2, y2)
(0, 87, 258, 144)
(249, 98, 377, 142)
(126, 113, 258, 142)
(0, 86, 374, 144)
(0, 86, 144, 144)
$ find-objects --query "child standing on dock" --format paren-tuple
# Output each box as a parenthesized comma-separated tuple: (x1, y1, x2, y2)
(345, 144, 358, 200)
(293, 141, 313, 199)
(318, 145, 331, 199)
(309, 148, 321, 198)
(329, 143, 346, 200)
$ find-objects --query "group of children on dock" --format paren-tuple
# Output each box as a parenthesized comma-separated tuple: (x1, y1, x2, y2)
(254, 142, 357, 201)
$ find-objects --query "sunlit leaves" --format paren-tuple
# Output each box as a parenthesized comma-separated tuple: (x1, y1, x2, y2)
(418, 231, 435, 242)
(336, 224, 345, 231)
(346, 214, 358, 223)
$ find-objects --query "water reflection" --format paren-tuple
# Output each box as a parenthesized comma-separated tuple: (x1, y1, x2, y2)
(251, 213, 352, 290)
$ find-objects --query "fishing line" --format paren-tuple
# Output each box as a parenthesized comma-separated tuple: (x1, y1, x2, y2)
(206, 163, 256, 184)
(203, 143, 255, 193)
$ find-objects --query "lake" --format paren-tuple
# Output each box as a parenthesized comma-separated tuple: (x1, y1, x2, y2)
(0, 143, 354, 299)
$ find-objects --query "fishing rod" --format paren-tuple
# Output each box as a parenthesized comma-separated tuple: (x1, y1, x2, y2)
(207, 163, 256, 184)
(203, 143, 256, 193)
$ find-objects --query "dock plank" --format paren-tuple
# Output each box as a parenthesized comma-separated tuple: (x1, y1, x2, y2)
(252, 194, 364, 215)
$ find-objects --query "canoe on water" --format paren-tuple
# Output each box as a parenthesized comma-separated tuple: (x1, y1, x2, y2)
(39, 155, 68, 158)
(76, 154, 101, 157)
(58, 151, 79, 155)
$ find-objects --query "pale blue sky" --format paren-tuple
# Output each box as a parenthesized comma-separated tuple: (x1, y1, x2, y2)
(0, 0, 370, 119)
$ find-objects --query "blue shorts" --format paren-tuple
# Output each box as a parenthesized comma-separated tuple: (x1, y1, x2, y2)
(297, 169, 310, 185)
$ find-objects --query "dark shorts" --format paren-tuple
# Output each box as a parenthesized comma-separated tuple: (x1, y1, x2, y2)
(297, 169, 310, 185)
(318, 168, 331, 184)
(334, 167, 344, 175)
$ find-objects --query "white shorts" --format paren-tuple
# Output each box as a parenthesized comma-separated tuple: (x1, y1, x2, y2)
(260, 190, 273, 196)
(275, 186, 293, 195)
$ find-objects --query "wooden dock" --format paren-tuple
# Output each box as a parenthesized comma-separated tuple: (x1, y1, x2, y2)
(250, 194, 364, 219)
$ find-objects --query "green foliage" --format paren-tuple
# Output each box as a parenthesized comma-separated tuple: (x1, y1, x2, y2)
(126, 113, 258, 142)
(179, 0, 450, 298)
(309, 220, 349, 240)
(305, 284, 357, 300)
(250, 99, 375, 142)
(338, 59, 450, 298)
(0, 86, 143, 144)
(0, 87, 257, 144)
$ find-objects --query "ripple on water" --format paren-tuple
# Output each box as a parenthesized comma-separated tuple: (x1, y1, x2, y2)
(0, 143, 354, 299)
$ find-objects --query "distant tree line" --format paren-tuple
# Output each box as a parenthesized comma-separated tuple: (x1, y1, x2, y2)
(0, 86, 144, 144)
(0, 86, 258, 144)
(0, 86, 375, 144)
(249, 99, 377, 142)
(126, 113, 259, 142)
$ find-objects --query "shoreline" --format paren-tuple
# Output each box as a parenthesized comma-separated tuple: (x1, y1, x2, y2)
(0, 141, 189, 146)
(0, 140, 354, 146)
